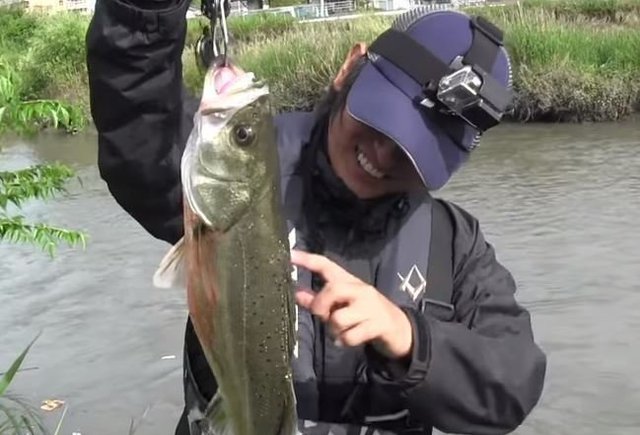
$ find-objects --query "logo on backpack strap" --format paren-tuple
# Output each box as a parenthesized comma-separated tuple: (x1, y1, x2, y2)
(397, 264, 427, 302)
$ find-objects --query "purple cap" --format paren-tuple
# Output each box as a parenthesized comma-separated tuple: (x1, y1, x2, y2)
(346, 9, 513, 190)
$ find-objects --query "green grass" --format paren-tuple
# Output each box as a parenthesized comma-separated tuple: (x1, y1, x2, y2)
(185, 15, 391, 111)
(186, 13, 298, 52)
(513, 0, 640, 22)
(470, 2, 640, 121)
(0, 6, 90, 125)
(0, 334, 49, 435)
(184, 3, 640, 121)
(3, 1, 640, 126)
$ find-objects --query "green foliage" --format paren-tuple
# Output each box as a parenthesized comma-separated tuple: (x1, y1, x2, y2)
(227, 12, 298, 43)
(0, 164, 87, 258)
(0, 51, 87, 257)
(186, 12, 297, 48)
(4, 2, 640, 123)
(183, 15, 389, 109)
(512, 65, 639, 122)
(0, 8, 89, 129)
(0, 216, 87, 258)
(0, 334, 48, 435)
(19, 13, 90, 102)
(0, 334, 39, 397)
(516, 0, 640, 22)
(0, 6, 39, 51)
(0, 99, 85, 135)
(0, 392, 48, 435)
(466, 1, 640, 121)
(0, 164, 76, 210)
(0, 164, 78, 209)
(269, 0, 305, 7)
(0, 59, 86, 134)
(182, 3, 640, 121)
(470, 2, 640, 74)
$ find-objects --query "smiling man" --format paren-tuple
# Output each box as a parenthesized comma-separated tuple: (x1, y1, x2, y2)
(86, 1, 547, 434)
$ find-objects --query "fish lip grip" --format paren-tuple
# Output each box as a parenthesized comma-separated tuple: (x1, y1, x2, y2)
(196, 0, 231, 70)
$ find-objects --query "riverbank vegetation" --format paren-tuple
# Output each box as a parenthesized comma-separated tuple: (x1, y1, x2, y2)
(0, 335, 52, 435)
(0, 7, 88, 261)
(0, 0, 639, 133)
(0, 8, 88, 133)
(184, 0, 640, 122)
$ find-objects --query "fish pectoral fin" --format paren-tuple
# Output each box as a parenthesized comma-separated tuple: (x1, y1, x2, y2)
(206, 391, 233, 435)
(153, 236, 187, 289)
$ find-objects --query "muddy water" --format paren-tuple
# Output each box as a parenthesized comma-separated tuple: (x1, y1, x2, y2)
(1, 118, 639, 435)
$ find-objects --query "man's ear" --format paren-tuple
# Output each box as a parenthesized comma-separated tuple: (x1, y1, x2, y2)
(332, 42, 367, 91)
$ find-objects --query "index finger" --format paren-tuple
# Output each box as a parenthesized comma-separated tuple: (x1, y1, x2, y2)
(290, 250, 353, 282)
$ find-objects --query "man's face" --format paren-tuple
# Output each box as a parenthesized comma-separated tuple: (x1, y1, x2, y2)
(326, 106, 424, 200)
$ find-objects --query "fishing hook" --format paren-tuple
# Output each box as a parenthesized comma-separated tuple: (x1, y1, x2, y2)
(196, 0, 231, 70)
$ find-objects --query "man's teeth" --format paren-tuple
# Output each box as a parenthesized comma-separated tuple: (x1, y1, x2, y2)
(356, 150, 385, 179)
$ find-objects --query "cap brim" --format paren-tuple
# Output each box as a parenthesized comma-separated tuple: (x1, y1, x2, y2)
(346, 62, 469, 191)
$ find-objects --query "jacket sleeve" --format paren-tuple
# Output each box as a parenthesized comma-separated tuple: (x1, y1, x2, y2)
(367, 201, 547, 434)
(85, 0, 197, 245)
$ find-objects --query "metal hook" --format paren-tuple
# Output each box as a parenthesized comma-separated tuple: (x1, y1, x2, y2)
(212, 0, 229, 65)
(196, 0, 230, 70)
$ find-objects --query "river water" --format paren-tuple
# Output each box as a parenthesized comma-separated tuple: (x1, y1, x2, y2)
(1, 118, 639, 435)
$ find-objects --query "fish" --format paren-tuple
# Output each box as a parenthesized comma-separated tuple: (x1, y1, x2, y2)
(153, 59, 299, 435)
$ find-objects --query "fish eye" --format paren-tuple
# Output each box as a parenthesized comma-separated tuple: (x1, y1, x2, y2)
(233, 124, 255, 147)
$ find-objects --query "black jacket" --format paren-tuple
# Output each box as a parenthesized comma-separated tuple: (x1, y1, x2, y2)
(85, 0, 547, 433)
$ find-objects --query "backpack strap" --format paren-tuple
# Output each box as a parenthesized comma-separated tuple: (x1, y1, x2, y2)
(422, 198, 455, 320)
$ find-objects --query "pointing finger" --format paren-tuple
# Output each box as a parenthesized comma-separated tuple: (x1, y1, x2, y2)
(290, 250, 353, 282)
(309, 282, 356, 322)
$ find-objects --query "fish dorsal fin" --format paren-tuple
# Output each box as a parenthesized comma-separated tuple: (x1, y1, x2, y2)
(153, 236, 187, 289)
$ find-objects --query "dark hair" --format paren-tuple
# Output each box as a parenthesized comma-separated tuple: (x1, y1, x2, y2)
(313, 55, 367, 122)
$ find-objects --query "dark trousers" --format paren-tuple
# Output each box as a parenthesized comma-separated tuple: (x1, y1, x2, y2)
(174, 318, 217, 435)
(174, 409, 190, 435)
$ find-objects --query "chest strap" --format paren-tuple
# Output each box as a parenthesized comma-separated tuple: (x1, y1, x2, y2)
(423, 198, 455, 318)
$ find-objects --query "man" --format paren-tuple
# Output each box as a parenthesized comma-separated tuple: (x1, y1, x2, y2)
(86, 0, 547, 434)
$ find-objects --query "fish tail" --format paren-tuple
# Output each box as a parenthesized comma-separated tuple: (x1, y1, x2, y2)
(153, 236, 187, 289)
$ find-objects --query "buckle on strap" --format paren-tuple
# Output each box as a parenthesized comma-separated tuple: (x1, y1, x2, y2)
(418, 297, 456, 322)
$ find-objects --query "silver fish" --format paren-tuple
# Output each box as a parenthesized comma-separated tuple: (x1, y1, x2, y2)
(153, 60, 298, 435)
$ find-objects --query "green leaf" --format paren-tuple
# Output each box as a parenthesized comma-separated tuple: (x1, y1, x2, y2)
(0, 401, 24, 435)
(0, 393, 48, 435)
(0, 332, 41, 397)
(0, 163, 75, 209)
(0, 215, 88, 257)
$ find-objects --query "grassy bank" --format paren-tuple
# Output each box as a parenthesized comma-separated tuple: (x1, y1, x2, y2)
(0, 8, 89, 110)
(467, 0, 640, 121)
(183, 0, 640, 122)
(1, 0, 639, 131)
